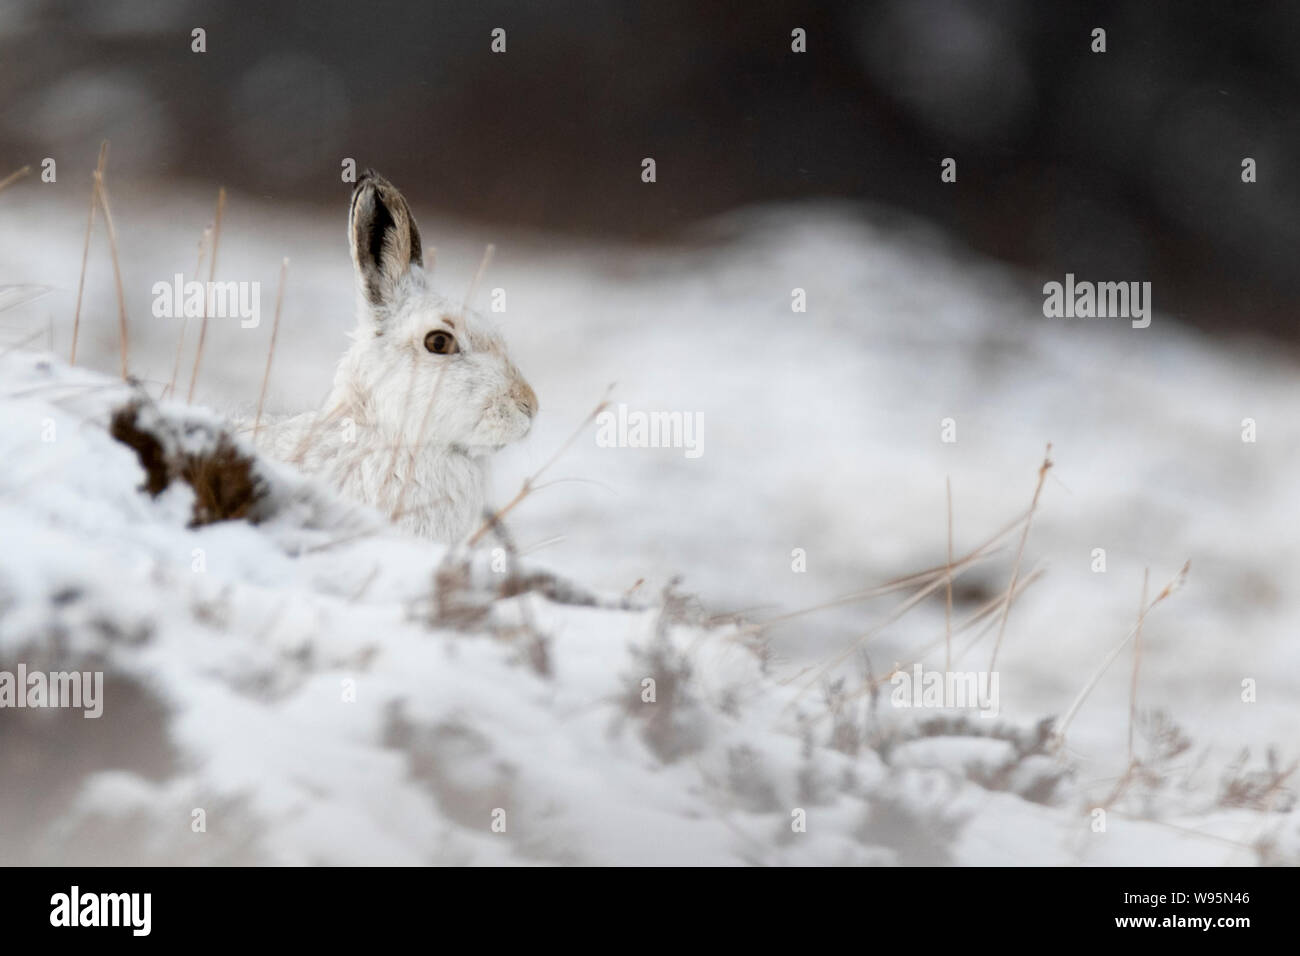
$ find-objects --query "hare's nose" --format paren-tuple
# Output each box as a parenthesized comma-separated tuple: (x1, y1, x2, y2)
(512, 381, 538, 418)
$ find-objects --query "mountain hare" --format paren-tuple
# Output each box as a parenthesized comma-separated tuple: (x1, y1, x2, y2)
(252, 171, 537, 542)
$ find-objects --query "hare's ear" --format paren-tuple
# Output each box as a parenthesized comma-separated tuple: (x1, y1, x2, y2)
(348, 170, 424, 309)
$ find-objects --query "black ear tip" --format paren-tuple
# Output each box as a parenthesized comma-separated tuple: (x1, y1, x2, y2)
(351, 168, 385, 199)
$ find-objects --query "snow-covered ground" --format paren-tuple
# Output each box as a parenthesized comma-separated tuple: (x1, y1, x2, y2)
(1, 182, 1296, 864)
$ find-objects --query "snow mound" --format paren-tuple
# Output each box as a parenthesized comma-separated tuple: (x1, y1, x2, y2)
(0, 352, 1292, 865)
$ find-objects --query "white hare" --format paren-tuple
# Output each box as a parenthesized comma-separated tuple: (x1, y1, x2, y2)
(252, 171, 537, 542)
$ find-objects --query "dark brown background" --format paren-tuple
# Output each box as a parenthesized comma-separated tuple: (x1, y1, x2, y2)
(2, 0, 1297, 339)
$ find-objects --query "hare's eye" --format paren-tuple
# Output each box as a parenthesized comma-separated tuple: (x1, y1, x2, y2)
(424, 330, 458, 355)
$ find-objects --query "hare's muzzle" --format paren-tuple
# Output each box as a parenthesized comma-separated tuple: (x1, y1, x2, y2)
(511, 381, 538, 419)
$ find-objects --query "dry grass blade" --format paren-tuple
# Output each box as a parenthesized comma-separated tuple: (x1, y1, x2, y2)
(945, 476, 954, 674)
(1104, 808, 1256, 851)
(187, 186, 226, 403)
(1053, 560, 1190, 749)
(287, 388, 343, 466)
(165, 225, 211, 400)
(1128, 568, 1149, 764)
(391, 361, 448, 523)
(379, 352, 421, 501)
(952, 565, 1046, 662)
(0, 164, 31, 194)
(253, 258, 290, 437)
(779, 507, 1035, 699)
(781, 450, 1056, 708)
(0, 284, 53, 314)
(70, 142, 109, 366)
(92, 165, 130, 379)
(826, 567, 1050, 717)
(466, 384, 615, 547)
(2, 328, 50, 357)
(519, 534, 565, 557)
(461, 243, 495, 316)
(759, 504, 1034, 630)
(788, 566, 1047, 728)
(789, 557, 1046, 718)
(987, 443, 1052, 673)
(385, 242, 498, 515)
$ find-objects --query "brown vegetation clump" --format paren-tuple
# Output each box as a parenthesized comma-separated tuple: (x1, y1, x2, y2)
(110, 399, 267, 528)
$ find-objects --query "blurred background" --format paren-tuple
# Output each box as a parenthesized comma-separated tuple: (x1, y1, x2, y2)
(2, 0, 1298, 341)
(2, 1, 1300, 863)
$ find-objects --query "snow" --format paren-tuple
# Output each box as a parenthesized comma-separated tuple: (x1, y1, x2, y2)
(0, 184, 1296, 864)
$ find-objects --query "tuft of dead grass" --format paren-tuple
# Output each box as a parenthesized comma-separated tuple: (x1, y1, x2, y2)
(1218, 748, 1297, 813)
(109, 397, 268, 528)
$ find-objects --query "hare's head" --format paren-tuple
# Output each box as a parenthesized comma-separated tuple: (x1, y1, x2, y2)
(337, 170, 536, 454)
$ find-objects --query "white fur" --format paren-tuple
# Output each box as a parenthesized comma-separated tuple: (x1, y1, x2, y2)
(249, 174, 536, 543)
